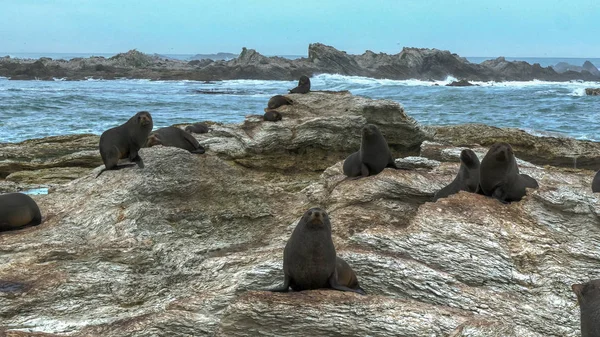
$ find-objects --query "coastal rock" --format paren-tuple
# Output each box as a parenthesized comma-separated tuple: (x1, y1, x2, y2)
(0, 140, 598, 336)
(585, 88, 600, 96)
(582, 61, 600, 76)
(446, 79, 477, 87)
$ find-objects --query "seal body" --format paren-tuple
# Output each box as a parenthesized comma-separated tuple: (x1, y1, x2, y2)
(477, 143, 538, 203)
(269, 208, 364, 294)
(336, 257, 365, 294)
(185, 123, 209, 134)
(0, 193, 42, 232)
(97, 111, 153, 177)
(267, 95, 293, 110)
(147, 126, 205, 154)
(343, 124, 397, 178)
(263, 111, 282, 122)
(592, 170, 600, 193)
(289, 75, 310, 94)
(434, 149, 480, 201)
(572, 279, 600, 337)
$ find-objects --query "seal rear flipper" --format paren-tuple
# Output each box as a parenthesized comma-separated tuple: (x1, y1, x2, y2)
(491, 187, 510, 204)
(519, 174, 539, 188)
(191, 147, 206, 154)
(95, 163, 137, 178)
(386, 156, 399, 169)
(328, 275, 365, 295)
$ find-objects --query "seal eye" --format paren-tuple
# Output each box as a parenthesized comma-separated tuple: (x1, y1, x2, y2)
(308, 211, 313, 216)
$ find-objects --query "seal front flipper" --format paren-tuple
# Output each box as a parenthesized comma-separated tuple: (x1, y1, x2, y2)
(360, 163, 370, 177)
(95, 163, 137, 178)
(129, 151, 144, 168)
(491, 187, 510, 204)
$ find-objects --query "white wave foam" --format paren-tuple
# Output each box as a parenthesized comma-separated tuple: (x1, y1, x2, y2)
(569, 88, 586, 97)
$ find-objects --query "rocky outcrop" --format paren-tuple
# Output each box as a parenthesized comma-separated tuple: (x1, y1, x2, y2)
(553, 61, 600, 77)
(585, 88, 600, 96)
(2, 44, 599, 81)
(446, 79, 477, 86)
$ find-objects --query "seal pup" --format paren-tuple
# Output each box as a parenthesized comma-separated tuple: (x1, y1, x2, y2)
(592, 170, 600, 193)
(433, 149, 480, 201)
(184, 123, 210, 134)
(289, 75, 310, 94)
(97, 111, 153, 178)
(572, 279, 600, 337)
(269, 208, 364, 295)
(477, 142, 539, 203)
(0, 193, 42, 232)
(263, 110, 282, 122)
(343, 124, 398, 178)
(146, 126, 205, 154)
(266, 95, 293, 110)
(336, 257, 365, 294)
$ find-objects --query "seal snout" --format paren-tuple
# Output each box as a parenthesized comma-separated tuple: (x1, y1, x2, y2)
(306, 208, 327, 225)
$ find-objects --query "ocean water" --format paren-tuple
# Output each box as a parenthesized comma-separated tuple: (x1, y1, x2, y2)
(0, 74, 599, 143)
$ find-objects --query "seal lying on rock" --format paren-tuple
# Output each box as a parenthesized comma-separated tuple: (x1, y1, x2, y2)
(269, 208, 365, 295)
(289, 75, 310, 94)
(185, 123, 210, 134)
(263, 111, 282, 122)
(433, 149, 480, 201)
(343, 124, 398, 178)
(97, 111, 153, 178)
(146, 126, 205, 154)
(572, 279, 600, 337)
(266, 95, 293, 110)
(477, 142, 539, 203)
(592, 170, 600, 193)
(0, 193, 42, 232)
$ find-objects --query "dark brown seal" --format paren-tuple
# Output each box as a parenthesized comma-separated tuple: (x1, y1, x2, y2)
(477, 142, 539, 203)
(266, 95, 293, 110)
(343, 124, 398, 178)
(0, 193, 42, 232)
(592, 170, 600, 193)
(184, 123, 210, 134)
(263, 110, 282, 122)
(146, 126, 205, 154)
(433, 149, 480, 201)
(336, 257, 365, 294)
(289, 75, 310, 94)
(572, 279, 600, 337)
(97, 111, 153, 178)
(269, 208, 364, 295)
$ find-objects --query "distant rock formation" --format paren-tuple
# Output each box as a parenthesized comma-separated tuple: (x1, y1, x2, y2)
(446, 79, 477, 87)
(189, 52, 237, 61)
(1, 43, 600, 81)
(553, 60, 600, 77)
(582, 61, 600, 76)
(585, 88, 600, 96)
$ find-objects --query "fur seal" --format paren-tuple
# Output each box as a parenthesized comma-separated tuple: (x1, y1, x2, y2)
(269, 208, 364, 295)
(433, 149, 480, 201)
(572, 279, 600, 337)
(592, 170, 600, 193)
(343, 124, 398, 178)
(184, 123, 210, 134)
(335, 257, 365, 294)
(266, 95, 293, 110)
(263, 110, 282, 122)
(146, 126, 205, 154)
(477, 142, 539, 203)
(289, 75, 310, 94)
(97, 111, 153, 178)
(0, 193, 42, 232)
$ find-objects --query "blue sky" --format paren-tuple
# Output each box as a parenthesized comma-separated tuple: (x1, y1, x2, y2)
(1, 0, 599, 57)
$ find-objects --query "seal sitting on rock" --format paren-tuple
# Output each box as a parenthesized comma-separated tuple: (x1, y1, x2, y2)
(343, 124, 398, 178)
(433, 149, 480, 201)
(289, 75, 310, 94)
(477, 142, 539, 203)
(146, 126, 205, 154)
(269, 208, 365, 295)
(185, 123, 210, 134)
(572, 279, 600, 337)
(592, 170, 600, 193)
(0, 193, 42, 232)
(97, 111, 153, 178)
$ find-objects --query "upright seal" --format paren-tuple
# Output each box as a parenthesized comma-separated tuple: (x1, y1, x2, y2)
(343, 124, 398, 178)
(477, 142, 539, 203)
(0, 193, 42, 232)
(185, 123, 210, 134)
(266, 95, 293, 110)
(434, 149, 480, 201)
(269, 208, 364, 294)
(572, 279, 600, 337)
(97, 111, 153, 178)
(592, 170, 600, 193)
(289, 75, 310, 94)
(146, 126, 205, 154)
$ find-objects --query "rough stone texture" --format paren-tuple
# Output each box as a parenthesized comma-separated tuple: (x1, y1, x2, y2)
(1, 137, 598, 336)
(585, 88, 600, 96)
(428, 124, 600, 169)
(2, 44, 599, 81)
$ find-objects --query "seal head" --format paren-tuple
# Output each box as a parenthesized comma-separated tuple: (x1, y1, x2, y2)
(434, 149, 480, 201)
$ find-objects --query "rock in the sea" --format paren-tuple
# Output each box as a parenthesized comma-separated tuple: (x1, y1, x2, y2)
(582, 61, 600, 76)
(585, 88, 600, 96)
(446, 79, 477, 86)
